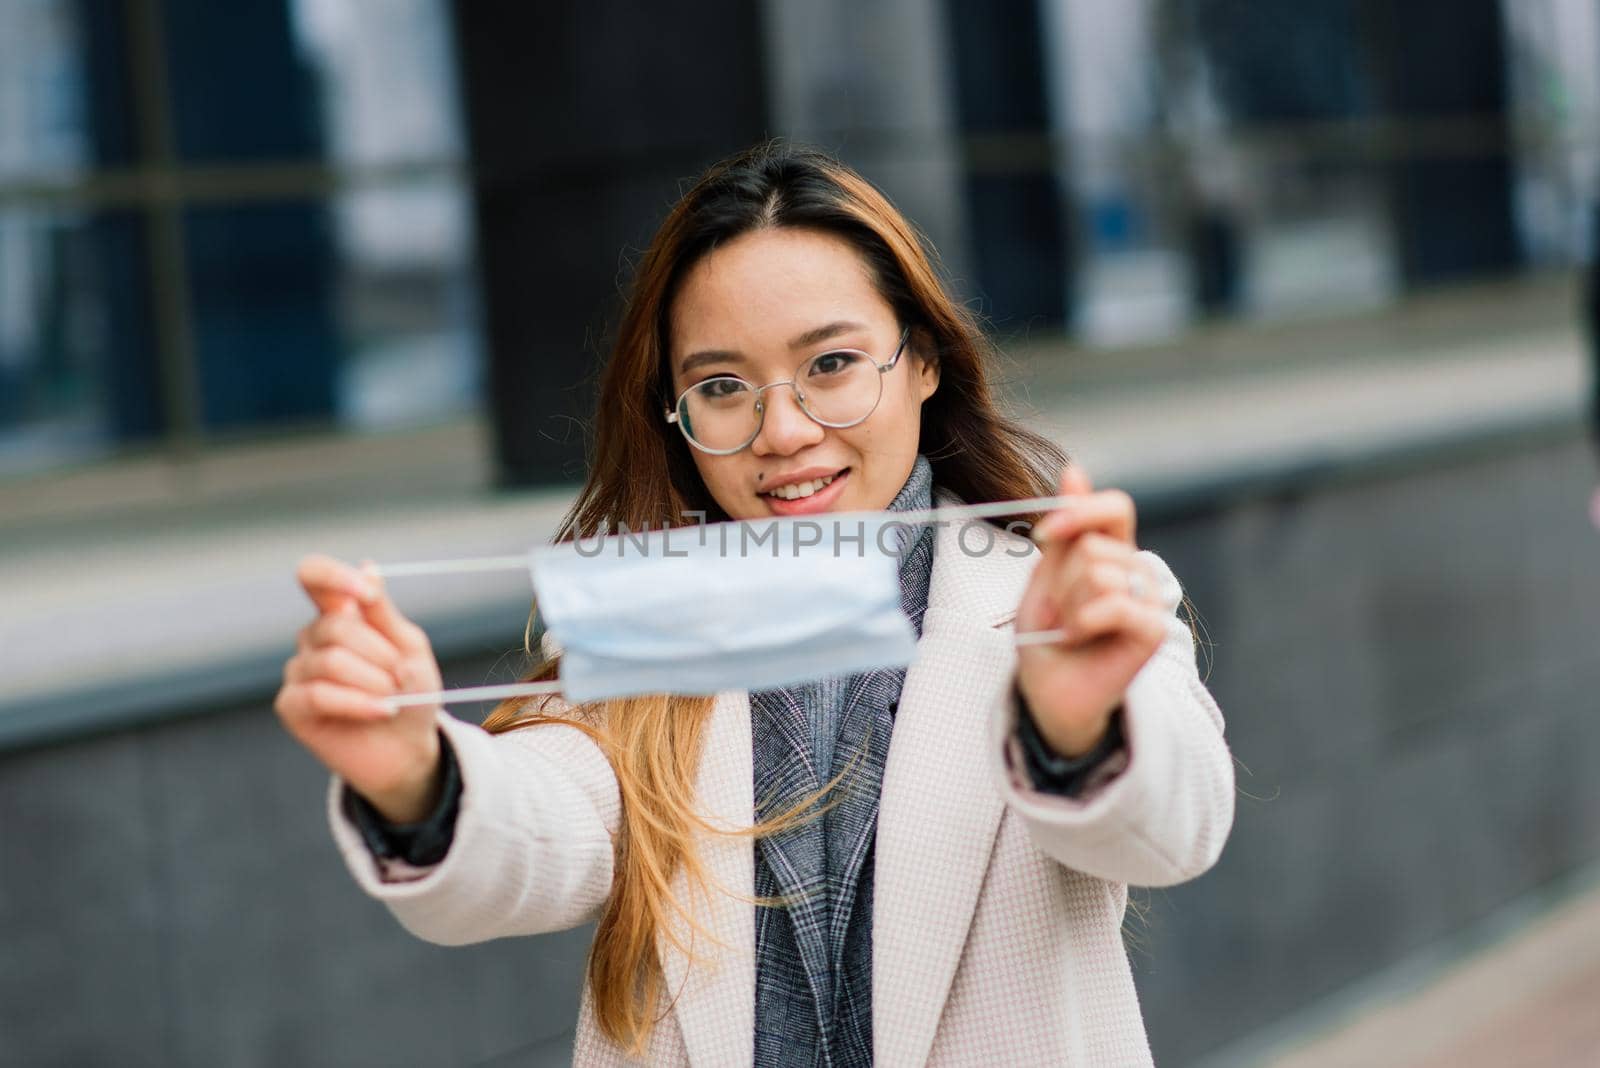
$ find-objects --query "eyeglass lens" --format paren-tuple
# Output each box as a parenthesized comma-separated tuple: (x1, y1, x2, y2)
(677, 349, 883, 452)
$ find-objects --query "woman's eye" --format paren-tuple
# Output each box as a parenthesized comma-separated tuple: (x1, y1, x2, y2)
(698, 377, 748, 400)
(809, 350, 863, 376)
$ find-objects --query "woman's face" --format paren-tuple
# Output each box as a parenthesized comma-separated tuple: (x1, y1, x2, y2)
(667, 227, 939, 522)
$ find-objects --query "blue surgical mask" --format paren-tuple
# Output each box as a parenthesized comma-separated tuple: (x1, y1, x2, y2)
(528, 516, 919, 702)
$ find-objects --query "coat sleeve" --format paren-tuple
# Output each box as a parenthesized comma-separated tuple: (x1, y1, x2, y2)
(988, 547, 1236, 888)
(325, 701, 620, 945)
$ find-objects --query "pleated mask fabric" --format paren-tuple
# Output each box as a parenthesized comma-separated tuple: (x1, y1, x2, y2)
(528, 516, 920, 702)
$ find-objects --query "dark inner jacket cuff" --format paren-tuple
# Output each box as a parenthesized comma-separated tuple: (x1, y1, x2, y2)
(341, 727, 462, 866)
(1012, 681, 1128, 798)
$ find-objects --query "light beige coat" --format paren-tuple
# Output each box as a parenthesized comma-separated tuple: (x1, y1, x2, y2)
(327, 497, 1236, 1065)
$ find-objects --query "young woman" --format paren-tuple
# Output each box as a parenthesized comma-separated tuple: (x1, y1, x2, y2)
(276, 142, 1235, 1066)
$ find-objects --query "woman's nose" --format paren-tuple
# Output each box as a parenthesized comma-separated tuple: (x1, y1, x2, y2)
(751, 385, 824, 455)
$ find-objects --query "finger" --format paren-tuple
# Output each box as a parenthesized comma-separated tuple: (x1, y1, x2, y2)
(356, 560, 432, 657)
(1018, 546, 1102, 648)
(1038, 536, 1086, 615)
(1060, 463, 1092, 497)
(1030, 465, 1092, 544)
(1075, 531, 1139, 566)
(1045, 532, 1138, 602)
(275, 680, 394, 722)
(306, 613, 404, 673)
(1064, 592, 1167, 648)
(300, 646, 401, 694)
(1034, 489, 1136, 547)
(389, 659, 445, 706)
(1047, 549, 1151, 631)
(1020, 515, 1073, 611)
(1049, 557, 1132, 621)
(1015, 544, 1064, 633)
(297, 553, 380, 615)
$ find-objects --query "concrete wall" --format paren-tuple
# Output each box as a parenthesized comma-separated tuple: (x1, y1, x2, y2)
(1134, 430, 1600, 1064)
(3, 431, 1597, 1066)
(0, 649, 591, 1067)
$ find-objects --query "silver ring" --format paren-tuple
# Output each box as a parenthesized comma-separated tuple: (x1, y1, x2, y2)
(1127, 568, 1150, 601)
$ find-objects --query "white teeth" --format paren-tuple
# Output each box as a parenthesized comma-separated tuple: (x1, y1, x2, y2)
(769, 473, 837, 500)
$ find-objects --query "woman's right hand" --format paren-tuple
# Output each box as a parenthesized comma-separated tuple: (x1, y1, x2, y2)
(275, 553, 447, 823)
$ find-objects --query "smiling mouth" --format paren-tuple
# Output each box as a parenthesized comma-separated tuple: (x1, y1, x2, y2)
(760, 468, 848, 501)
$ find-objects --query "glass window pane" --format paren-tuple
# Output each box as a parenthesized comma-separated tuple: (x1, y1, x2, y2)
(290, 0, 464, 166)
(0, 0, 95, 178)
(1504, 0, 1600, 265)
(183, 200, 341, 433)
(329, 181, 482, 429)
(162, 0, 324, 164)
(0, 209, 160, 477)
(183, 186, 481, 438)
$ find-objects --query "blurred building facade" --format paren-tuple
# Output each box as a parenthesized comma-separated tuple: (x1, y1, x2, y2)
(5, 6, 1600, 1067)
(2, 0, 1595, 484)
(0, 0, 478, 478)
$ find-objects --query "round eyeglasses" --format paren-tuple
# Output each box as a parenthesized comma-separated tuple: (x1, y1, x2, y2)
(665, 327, 911, 455)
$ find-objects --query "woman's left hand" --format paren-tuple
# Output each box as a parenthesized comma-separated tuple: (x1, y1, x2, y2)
(1013, 465, 1167, 758)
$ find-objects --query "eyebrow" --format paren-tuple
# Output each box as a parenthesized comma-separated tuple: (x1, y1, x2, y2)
(677, 320, 868, 376)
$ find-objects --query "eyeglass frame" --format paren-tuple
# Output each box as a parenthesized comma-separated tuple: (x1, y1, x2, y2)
(663, 325, 912, 455)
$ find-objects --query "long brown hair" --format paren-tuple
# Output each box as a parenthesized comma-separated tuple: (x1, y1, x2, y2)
(481, 140, 1068, 1053)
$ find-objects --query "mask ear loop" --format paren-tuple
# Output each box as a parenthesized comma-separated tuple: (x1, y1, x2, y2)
(382, 678, 563, 712)
(371, 494, 1087, 708)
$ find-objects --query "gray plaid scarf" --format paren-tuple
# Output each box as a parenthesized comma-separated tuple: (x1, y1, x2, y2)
(750, 453, 936, 1068)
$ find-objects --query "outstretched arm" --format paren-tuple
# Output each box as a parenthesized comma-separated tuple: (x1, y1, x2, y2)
(994, 466, 1234, 887)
